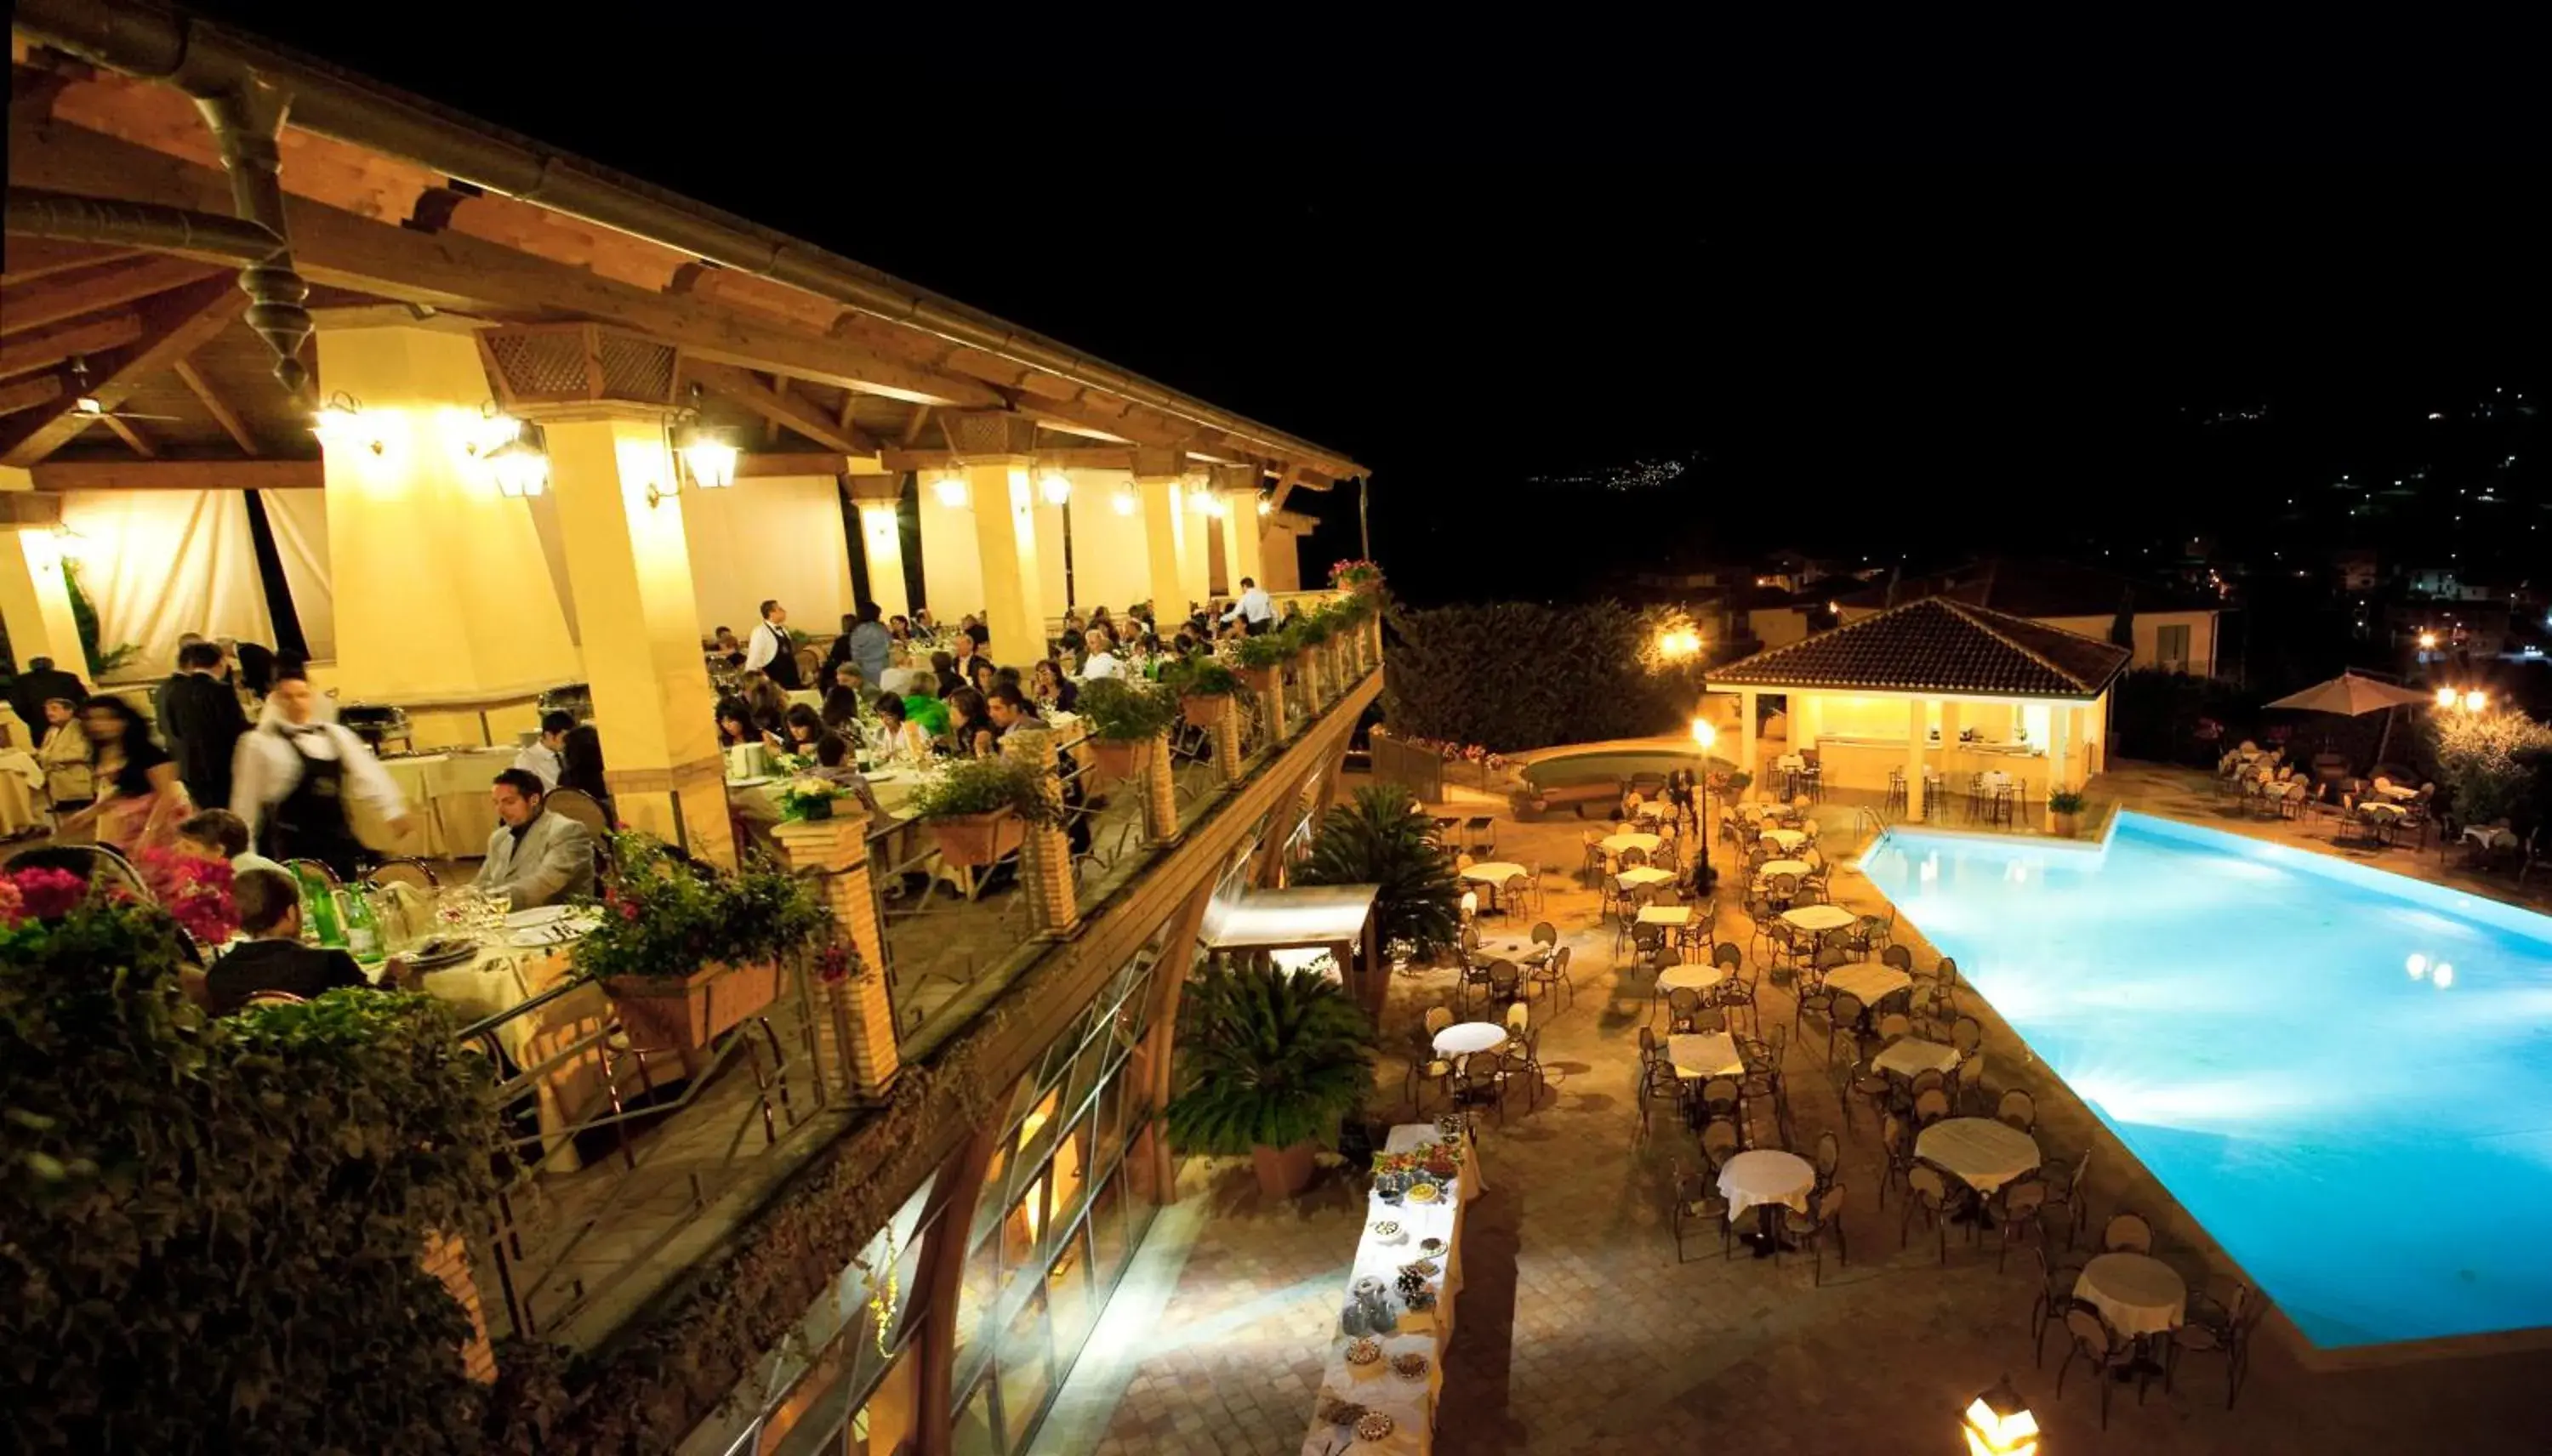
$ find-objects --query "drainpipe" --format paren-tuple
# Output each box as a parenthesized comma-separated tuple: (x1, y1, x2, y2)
(12, 0, 1355, 474)
(3, 186, 283, 264)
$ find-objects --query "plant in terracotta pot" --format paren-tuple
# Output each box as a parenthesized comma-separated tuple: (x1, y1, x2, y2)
(1328, 557, 1383, 594)
(1161, 657, 1241, 729)
(1166, 961, 1376, 1199)
(1075, 675, 1179, 787)
(2048, 787, 2088, 837)
(576, 833, 825, 1055)
(1296, 783, 1464, 961)
(1230, 628, 1293, 691)
(905, 754, 1059, 868)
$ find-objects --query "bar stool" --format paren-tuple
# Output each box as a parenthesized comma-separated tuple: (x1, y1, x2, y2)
(1884, 770, 1908, 817)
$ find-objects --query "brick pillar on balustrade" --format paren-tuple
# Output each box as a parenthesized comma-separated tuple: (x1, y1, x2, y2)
(1246, 664, 1289, 746)
(1139, 728, 1180, 845)
(1300, 644, 1326, 710)
(772, 811, 902, 1101)
(1001, 726, 1081, 939)
(423, 1231, 497, 1383)
(1210, 693, 1245, 782)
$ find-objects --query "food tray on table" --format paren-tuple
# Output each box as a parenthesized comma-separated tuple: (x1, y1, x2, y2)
(407, 936, 478, 971)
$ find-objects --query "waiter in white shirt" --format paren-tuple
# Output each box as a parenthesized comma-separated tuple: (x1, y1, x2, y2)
(744, 599, 803, 689)
(514, 710, 572, 789)
(1220, 577, 1275, 636)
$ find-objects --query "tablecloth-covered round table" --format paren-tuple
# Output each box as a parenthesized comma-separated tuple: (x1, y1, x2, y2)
(1717, 1148, 1814, 1220)
(1914, 1117, 2041, 1195)
(2077, 1252, 2188, 1338)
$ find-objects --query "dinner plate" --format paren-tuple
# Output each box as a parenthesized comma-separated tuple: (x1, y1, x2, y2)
(727, 775, 772, 788)
(407, 941, 478, 971)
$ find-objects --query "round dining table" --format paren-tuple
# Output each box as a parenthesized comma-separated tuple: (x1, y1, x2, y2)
(1657, 962, 1727, 992)
(1717, 1149, 1816, 1259)
(1759, 828, 1807, 852)
(1756, 858, 1811, 880)
(1780, 903, 1857, 934)
(1914, 1117, 2041, 1197)
(2077, 1252, 2188, 1339)
(1601, 832, 1662, 856)
(1433, 1021, 1507, 1058)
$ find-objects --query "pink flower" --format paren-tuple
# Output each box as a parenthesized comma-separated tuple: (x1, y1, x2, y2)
(11, 867, 88, 921)
(0, 878, 23, 927)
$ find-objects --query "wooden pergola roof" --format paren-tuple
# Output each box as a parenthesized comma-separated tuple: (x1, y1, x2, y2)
(3, 51, 1364, 499)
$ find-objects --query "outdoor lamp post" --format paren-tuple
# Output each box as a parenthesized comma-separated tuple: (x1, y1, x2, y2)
(1691, 718, 1717, 869)
(1961, 1375, 2039, 1456)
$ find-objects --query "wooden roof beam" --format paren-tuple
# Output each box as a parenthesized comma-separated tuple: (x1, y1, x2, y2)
(0, 253, 223, 336)
(0, 375, 66, 415)
(99, 414, 157, 458)
(0, 311, 145, 381)
(0, 239, 142, 285)
(28, 457, 321, 491)
(0, 273, 247, 467)
(173, 354, 260, 453)
(681, 360, 881, 456)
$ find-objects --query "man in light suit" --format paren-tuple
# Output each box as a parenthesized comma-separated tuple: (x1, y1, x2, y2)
(476, 768, 595, 907)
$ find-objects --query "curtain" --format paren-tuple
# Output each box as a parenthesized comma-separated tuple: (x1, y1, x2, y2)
(256, 488, 336, 662)
(59, 491, 272, 674)
(683, 475, 855, 639)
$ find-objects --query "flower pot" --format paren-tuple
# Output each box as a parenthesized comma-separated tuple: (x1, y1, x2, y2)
(1180, 692, 1228, 729)
(1088, 736, 1153, 788)
(791, 797, 835, 822)
(927, 807, 1026, 867)
(604, 958, 781, 1054)
(1237, 663, 1279, 693)
(2053, 810, 2080, 837)
(1252, 1138, 1319, 1199)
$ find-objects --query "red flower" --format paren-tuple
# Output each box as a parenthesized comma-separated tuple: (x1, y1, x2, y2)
(11, 867, 88, 921)
(0, 878, 23, 927)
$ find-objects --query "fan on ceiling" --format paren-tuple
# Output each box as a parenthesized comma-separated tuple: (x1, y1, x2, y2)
(65, 355, 181, 422)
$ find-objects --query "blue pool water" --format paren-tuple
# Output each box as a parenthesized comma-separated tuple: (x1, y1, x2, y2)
(1859, 812, 2552, 1348)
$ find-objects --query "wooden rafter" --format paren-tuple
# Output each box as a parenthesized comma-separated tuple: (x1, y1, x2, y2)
(172, 355, 259, 453)
(0, 375, 65, 415)
(0, 240, 142, 285)
(761, 373, 783, 446)
(0, 274, 247, 467)
(0, 312, 145, 381)
(29, 458, 321, 492)
(898, 403, 933, 446)
(99, 414, 157, 458)
(680, 360, 880, 456)
(0, 254, 223, 336)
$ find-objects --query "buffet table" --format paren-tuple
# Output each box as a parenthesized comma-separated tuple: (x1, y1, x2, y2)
(1301, 1123, 1480, 1454)
(354, 748, 517, 858)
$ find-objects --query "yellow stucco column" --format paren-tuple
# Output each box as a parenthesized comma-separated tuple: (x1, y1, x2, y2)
(0, 496, 84, 674)
(1137, 474, 1187, 621)
(1738, 689, 1758, 788)
(914, 469, 980, 622)
(1212, 465, 1265, 597)
(1066, 470, 1149, 613)
(1177, 479, 1213, 610)
(538, 409, 736, 866)
(1031, 489, 1070, 620)
(844, 475, 909, 619)
(1905, 697, 1928, 821)
(964, 460, 1045, 665)
(315, 319, 580, 740)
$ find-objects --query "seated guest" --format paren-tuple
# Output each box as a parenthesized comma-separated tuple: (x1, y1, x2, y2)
(208, 867, 416, 1015)
(947, 687, 996, 759)
(820, 685, 866, 734)
(557, 725, 616, 827)
(515, 709, 573, 789)
(879, 649, 926, 697)
(962, 612, 991, 651)
(715, 697, 760, 748)
(178, 807, 285, 879)
(931, 650, 963, 698)
(1030, 658, 1079, 714)
(898, 687, 950, 740)
(739, 673, 789, 735)
(887, 614, 913, 645)
(36, 697, 94, 813)
(966, 657, 1000, 697)
(476, 769, 596, 907)
(871, 692, 932, 764)
(779, 703, 830, 756)
(810, 732, 886, 817)
(1079, 628, 1124, 680)
(985, 683, 1046, 741)
(829, 661, 868, 697)
(9, 654, 88, 728)
(948, 631, 984, 682)
(994, 665, 1023, 696)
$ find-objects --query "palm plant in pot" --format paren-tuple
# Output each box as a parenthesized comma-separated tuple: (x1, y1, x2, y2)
(1162, 656, 1240, 729)
(906, 754, 1060, 867)
(1165, 961, 1376, 1198)
(577, 833, 826, 1055)
(1075, 675, 1178, 787)
(1297, 783, 1463, 962)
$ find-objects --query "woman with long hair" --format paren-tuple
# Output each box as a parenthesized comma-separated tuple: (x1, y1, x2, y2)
(1029, 657, 1079, 714)
(946, 687, 996, 759)
(738, 672, 789, 736)
(715, 697, 760, 748)
(60, 695, 184, 855)
(869, 692, 931, 765)
(780, 702, 829, 755)
(820, 685, 866, 735)
(966, 657, 1000, 698)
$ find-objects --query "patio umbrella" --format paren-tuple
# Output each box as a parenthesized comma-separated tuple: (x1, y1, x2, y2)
(2264, 671, 2432, 767)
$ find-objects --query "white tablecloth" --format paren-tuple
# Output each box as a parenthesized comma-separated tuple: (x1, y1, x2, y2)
(1717, 1149, 1814, 1220)
(1302, 1125, 1473, 1456)
(0, 749, 42, 834)
(1636, 906, 1693, 927)
(367, 748, 518, 858)
(1871, 1036, 1961, 1079)
(1915, 1117, 2041, 1196)
(1433, 1022, 1507, 1057)
(1658, 963, 1727, 992)
(1616, 866, 1674, 891)
(1757, 858, 1810, 879)
(1782, 904, 1856, 933)
(1824, 963, 1913, 1005)
(1760, 828, 1807, 851)
(1600, 832, 1661, 855)
(1461, 862, 1526, 885)
(1668, 1031, 1742, 1079)
(2078, 1253, 2187, 1339)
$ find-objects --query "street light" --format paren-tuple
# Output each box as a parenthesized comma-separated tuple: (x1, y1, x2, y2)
(1961, 1375, 2039, 1456)
(2417, 630, 2438, 651)
(2463, 689, 2488, 714)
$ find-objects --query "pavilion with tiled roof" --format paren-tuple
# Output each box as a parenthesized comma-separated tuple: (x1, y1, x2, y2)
(1707, 597, 2130, 825)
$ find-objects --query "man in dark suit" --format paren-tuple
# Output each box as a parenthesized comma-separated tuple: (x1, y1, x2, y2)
(207, 867, 415, 1015)
(158, 640, 251, 813)
(8, 654, 87, 728)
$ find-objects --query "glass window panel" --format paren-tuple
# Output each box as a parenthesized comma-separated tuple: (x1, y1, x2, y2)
(996, 1283, 1053, 1450)
(1120, 1174, 1159, 1258)
(952, 1218, 1001, 1377)
(1046, 1224, 1097, 1366)
(1045, 1112, 1095, 1248)
(951, 1375, 1000, 1456)
(999, 1170, 1046, 1288)
(1088, 1169, 1128, 1285)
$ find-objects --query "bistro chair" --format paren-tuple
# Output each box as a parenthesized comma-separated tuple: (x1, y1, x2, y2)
(1813, 1129, 1842, 1191)
(1780, 1182, 1849, 1285)
(365, 856, 440, 892)
(1637, 1061, 1687, 1140)
(1844, 1055, 1894, 1135)
(1529, 943, 1574, 1008)
(1672, 1160, 1735, 1262)
(1876, 1113, 1911, 1209)
(1997, 1088, 2037, 1133)
(2169, 1281, 2262, 1409)
(1994, 1178, 2048, 1272)
(1700, 1076, 1744, 1131)
(1666, 987, 1706, 1034)
(1637, 1022, 1663, 1079)
(544, 787, 612, 839)
(2030, 1244, 2088, 1367)
(1700, 1117, 1742, 1174)
(1824, 992, 1866, 1066)
(1520, 920, 1560, 966)
(1485, 958, 1524, 1008)
(1910, 1085, 1951, 1128)
(1901, 1163, 1953, 1264)
(2101, 1210, 2154, 1254)
(2038, 1146, 2092, 1248)
(1490, 1027, 1543, 1118)
(2055, 1307, 2147, 1430)
(1503, 998, 1531, 1037)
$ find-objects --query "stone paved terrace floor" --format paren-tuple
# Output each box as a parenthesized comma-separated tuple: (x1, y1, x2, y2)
(1036, 767, 2550, 1455)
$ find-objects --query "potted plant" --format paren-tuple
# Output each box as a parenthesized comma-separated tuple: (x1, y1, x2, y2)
(2048, 787, 2088, 837)
(1165, 962, 1376, 1199)
(1076, 676, 1178, 786)
(776, 774, 852, 822)
(1296, 783, 1464, 965)
(1329, 557, 1383, 594)
(1230, 628, 1293, 691)
(577, 833, 825, 1053)
(1163, 657, 1241, 728)
(906, 755, 1059, 867)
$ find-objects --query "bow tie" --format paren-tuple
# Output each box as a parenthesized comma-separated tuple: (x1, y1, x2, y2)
(282, 724, 328, 738)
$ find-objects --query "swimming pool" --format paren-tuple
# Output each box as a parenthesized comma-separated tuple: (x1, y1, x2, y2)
(1859, 811, 2552, 1349)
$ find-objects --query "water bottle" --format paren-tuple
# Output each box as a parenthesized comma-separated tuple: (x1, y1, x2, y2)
(342, 887, 384, 965)
(297, 866, 345, 948)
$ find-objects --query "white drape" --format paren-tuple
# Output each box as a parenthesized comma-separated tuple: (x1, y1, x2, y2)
(255, 488, 336, 662)
(59, 490, 272, 674)
(682, 475, 855, 639)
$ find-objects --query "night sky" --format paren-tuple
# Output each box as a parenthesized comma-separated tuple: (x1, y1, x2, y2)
(180, 7, 2548, 606)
